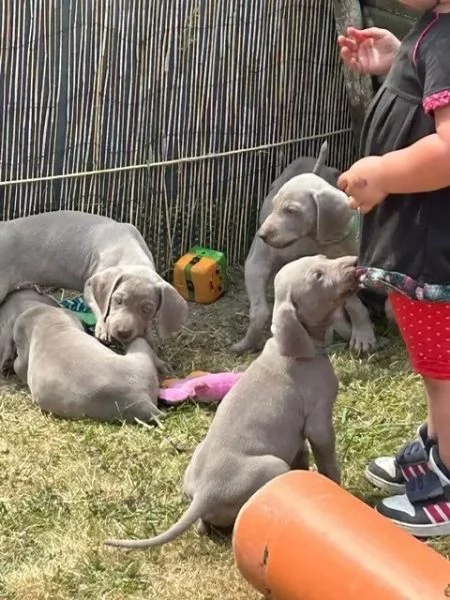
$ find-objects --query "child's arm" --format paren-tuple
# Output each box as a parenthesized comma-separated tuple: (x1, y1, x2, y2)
(338, 107, 450, 212)
(339, 22, 450, 212)
(377, 105, 450, 194)
(373, 21, 450, 194)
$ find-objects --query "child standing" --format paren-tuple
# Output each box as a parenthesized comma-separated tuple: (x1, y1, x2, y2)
(338, 1, 450, 537)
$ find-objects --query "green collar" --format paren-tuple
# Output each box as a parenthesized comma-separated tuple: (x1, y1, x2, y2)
(338, 211, 361, 244)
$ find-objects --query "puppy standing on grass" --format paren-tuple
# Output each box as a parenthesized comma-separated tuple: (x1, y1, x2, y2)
(234, 141, 379, 355)
(232, 142, 340, 355)
(105, 254, 358, 550)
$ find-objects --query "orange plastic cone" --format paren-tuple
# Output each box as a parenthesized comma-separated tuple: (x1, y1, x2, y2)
(233, 471, 450, 600)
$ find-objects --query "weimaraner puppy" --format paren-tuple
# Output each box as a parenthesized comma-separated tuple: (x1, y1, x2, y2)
(0, 211, 188, 358)
(232, 142, 337, 354)
(0, 287, 60, 375)
(232, 143, 377, 354)
(105, 254, 357, 550)
(7, 289, 163, 422)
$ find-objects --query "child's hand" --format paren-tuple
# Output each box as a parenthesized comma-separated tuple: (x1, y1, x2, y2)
(338, 156, 388, 214)
(337, 27, 400, 76)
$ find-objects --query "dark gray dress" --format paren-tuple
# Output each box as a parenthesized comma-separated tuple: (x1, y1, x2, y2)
(358, 10, 450, 301)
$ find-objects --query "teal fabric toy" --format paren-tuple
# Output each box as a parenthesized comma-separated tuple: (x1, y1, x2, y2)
(57, 296, 124, 354)
(58, 296, 96, 329)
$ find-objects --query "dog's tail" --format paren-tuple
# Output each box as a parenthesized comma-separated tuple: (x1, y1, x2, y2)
(312, 140, 328, 175)
(104, 499, 205, 550)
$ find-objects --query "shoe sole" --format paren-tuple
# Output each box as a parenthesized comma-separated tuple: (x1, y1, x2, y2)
(364, 467, 406, 495)
(380, 514, 450, 538)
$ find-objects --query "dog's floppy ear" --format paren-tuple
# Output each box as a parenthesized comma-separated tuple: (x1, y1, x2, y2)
(314, 187, 354, 245)
(155, 281, 188, 338)
(86, 268, 124, 320)
(271, 297, 316, 358)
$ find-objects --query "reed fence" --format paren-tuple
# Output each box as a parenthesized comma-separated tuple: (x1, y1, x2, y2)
(0, 1, 355, 273)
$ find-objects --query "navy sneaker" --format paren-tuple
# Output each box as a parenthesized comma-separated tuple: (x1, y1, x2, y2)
(365, 424, 434, 494)
(375, 445, 450, 538)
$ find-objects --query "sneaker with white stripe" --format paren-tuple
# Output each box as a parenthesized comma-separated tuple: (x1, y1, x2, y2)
(364, 424, 432, 494)
(375, 445, 450, 538)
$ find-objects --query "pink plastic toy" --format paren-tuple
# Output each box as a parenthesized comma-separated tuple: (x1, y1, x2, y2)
(158, 372, 243, 405)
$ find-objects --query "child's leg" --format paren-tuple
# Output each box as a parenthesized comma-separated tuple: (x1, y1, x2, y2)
(424, 378, 450, 467)
(370, 293, 450, 536)
(365, 293, 440, 494)
(425, 387, 437, 439)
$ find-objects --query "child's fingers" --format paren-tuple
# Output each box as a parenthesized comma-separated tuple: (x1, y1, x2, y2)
(340, 48, 361, 71)
(337, 172, 349, 191)
(349, 57, 362, 73)
(356, 26, 390, 40)
(347, 196, 360, 211)
(338, 35, 357, 51)
(346, 26, 383, 42)
(346, 26, 365, 40)
(339, 46, 352, 61)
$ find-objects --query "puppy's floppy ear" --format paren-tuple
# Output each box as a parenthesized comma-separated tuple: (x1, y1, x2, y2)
(155, 281, 188, 338)
(85, 268, 124, 320)
(271, 297, 316, 358)
(313, 187, 354, 245)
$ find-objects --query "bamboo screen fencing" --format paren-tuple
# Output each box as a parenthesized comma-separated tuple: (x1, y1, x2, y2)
(0, 1, 355, 273)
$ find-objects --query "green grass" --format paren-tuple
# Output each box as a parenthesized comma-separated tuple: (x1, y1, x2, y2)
(0, 269, 448, 599)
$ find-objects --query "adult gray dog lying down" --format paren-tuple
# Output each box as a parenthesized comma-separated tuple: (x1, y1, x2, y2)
(2, 288, 163, 422)
(0, 210, 188, 354)
(232, 142, 377, 355)
(105, 254, 358, 550)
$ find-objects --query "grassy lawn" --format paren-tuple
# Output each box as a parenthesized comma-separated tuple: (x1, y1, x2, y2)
(0, 268, 448, 599)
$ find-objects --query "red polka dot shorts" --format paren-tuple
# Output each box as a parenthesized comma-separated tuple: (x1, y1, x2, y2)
(389, 292, 450, 380)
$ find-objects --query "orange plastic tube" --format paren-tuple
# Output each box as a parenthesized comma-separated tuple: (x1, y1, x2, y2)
(233, 471, 450, 600)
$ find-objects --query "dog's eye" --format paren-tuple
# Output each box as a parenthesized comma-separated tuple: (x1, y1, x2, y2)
(142, 304, 152, 314)
(313, 271, 324, 281)
(115, 296, 123, 305)
(285, 205, 297, 214)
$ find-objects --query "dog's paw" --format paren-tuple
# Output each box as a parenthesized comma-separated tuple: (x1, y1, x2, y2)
(349, 326, 377, 353)
(95, 321, 111, 343)
(231, 337, 261, 355)
(196, 519, 210, 536)
(155, 357, 172, 378)
(230, 340, 248, 354)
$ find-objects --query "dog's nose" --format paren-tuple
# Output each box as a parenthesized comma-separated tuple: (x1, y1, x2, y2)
(116, 328, 133, 341)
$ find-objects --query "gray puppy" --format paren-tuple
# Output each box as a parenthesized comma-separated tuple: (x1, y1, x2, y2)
(0, 211, 188, 351)
(0, 288, 60, 374)
(8, 289, 163, 422)
(233, 143, 376, 354)
(105, 254, 357, 550)
(232, 142, 339, 354)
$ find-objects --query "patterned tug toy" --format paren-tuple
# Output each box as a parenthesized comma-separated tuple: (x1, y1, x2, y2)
(58, 296, 96, 328)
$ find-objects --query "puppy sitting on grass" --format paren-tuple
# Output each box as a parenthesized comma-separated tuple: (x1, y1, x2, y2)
(105, 254, 358, 550)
